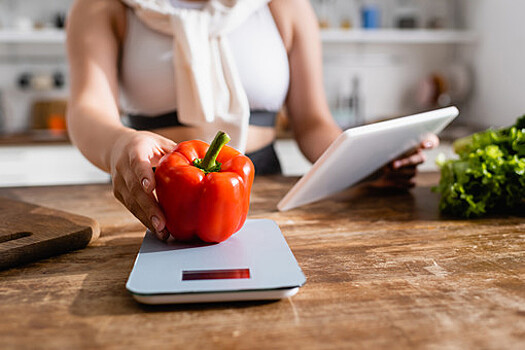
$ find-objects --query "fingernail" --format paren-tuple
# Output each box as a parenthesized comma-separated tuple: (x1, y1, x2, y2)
(151, 216, 168, 241)
(151, 215, 161, 231)
(423, 141, 434, 149)
(142, 178, 150, 191)
(393, 161, 401, 169)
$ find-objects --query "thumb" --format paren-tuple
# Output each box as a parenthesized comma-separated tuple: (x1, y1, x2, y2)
(150, 137, 178, 168)
(158, 137, 178, 153)
(421, 133, 440, 149)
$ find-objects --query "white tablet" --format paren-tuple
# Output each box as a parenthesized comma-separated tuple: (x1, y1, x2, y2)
(277, 106, 459, 211)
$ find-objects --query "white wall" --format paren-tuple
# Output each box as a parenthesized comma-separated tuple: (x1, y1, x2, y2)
(466, 0, 525, 128)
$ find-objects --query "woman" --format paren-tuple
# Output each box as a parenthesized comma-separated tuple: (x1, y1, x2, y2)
(66, 0, 438, 241)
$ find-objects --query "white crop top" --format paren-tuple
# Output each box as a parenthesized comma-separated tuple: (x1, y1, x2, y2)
(119, 1, 290, 116)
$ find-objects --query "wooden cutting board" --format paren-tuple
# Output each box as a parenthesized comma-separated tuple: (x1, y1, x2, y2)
(0, 196, 100, 270)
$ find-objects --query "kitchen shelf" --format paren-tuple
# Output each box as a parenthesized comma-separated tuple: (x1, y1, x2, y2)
(321, 29, 477, 44)
(0, 29, 65, 44)
(0, 28, 476, 45)
(0, 132, 70, 146)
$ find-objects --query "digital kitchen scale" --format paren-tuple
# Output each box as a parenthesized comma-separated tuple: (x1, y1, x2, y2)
(126, 219, 306, 304)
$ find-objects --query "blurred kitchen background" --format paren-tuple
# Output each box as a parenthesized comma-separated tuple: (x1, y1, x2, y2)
(0, 0, 524, 186)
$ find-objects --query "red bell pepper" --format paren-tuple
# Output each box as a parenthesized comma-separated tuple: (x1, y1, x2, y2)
(155, 131, 254, 243)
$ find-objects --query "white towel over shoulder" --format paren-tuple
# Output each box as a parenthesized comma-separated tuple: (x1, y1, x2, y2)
(121, 0, 269, 152)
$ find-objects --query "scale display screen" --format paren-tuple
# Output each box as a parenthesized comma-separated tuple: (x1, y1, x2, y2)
(182, 269, 250, 281)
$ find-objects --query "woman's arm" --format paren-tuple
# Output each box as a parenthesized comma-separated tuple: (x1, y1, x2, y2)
(67, 0, 175, 240)
(67, 0, 129, 171)
(271, 0, 437, 187)
(271, 0, 342, 163)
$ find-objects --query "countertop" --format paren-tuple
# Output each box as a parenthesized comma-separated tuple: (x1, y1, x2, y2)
(0, 173, 524, 349)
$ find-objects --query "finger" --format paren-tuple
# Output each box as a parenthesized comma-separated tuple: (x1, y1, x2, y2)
(420, 133, 440, 149)
(111, 174, 126, 205)
(385, 163, 416, 174)
(385, 168, 417, 180)
(389, 146, 420, 169)
(157, 136, 178, 153)
(393, 133, 440, 165)
(369, 177, 415, 189)
(112, 176, 151, 230)
(150, 136, 178, 168)
(123, 170, 170, 241)
(136, 159, 156, 194)
(397, 147, 418, 160)
(113, 173, 167, 240)
(130, 135, 177, 192)
(128, 149, 156, 193)
(395, 179, 416, 189)
(126, 172, 166, 236)
(124, 194, 170, 241)
(393, 151, 426, 169)
(384, 177, 416, 189)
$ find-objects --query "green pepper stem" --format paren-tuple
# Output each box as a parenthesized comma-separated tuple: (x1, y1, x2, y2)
(199, 131, 231, 172)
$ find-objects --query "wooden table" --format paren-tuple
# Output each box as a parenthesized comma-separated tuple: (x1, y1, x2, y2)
(0, 173, 524, 349)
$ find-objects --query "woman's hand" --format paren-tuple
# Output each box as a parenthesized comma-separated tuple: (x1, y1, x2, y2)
(109, 130, 177, 241)
(367, 134, 440, 189)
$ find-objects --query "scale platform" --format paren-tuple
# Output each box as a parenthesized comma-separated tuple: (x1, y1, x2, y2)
(126, 219, 306, 304)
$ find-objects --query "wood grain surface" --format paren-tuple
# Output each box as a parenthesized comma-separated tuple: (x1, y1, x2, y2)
(0, 173, 523, 349)
(0, 197, 100, 270)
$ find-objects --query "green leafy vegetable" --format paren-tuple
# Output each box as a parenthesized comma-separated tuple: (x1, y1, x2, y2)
(433, 115, 525, 218)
